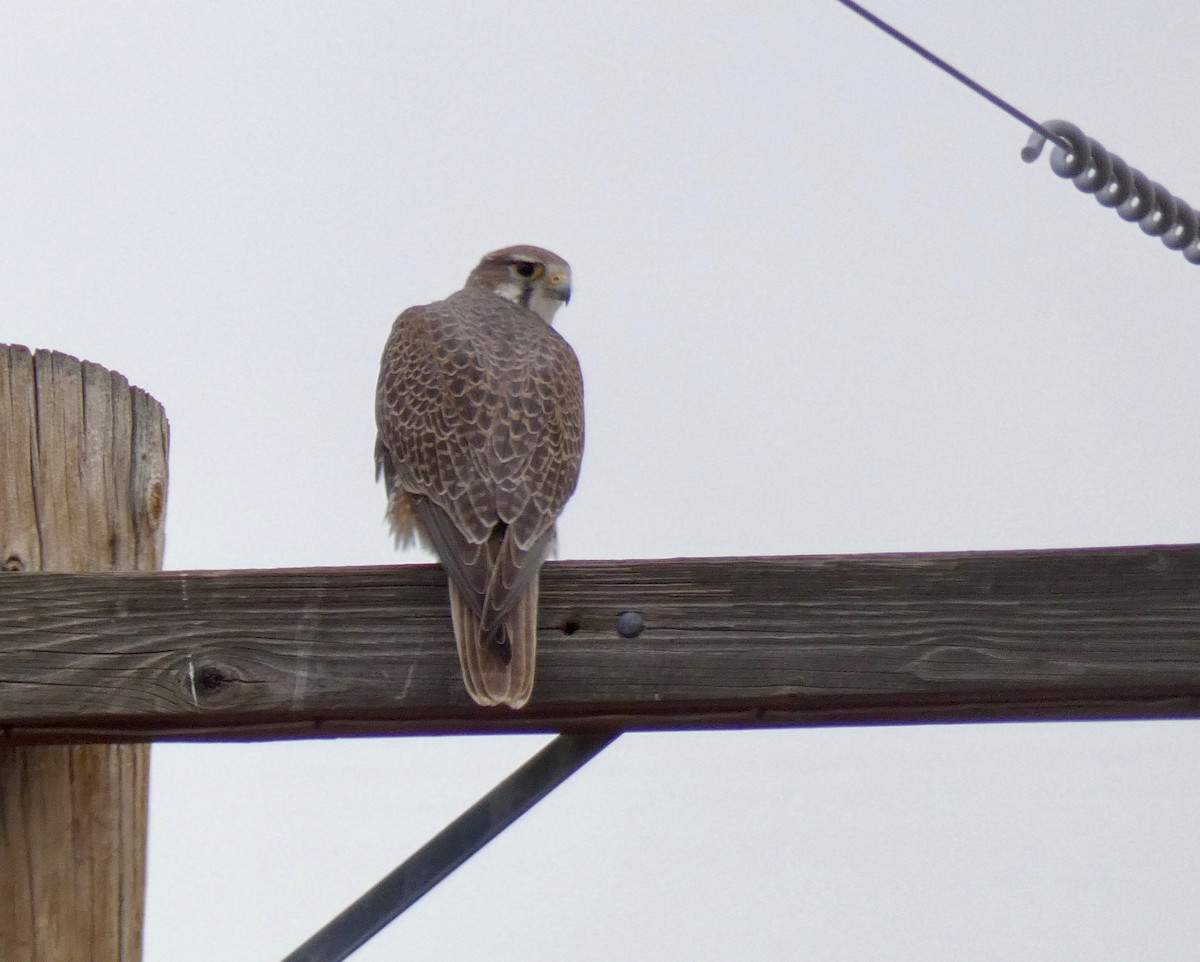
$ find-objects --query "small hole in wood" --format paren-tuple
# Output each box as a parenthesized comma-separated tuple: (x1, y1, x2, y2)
(3, 555, 24, 572)
(562, 618, 581, 636)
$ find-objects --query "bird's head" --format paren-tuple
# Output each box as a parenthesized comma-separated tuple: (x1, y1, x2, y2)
(465, 245, 572, 324)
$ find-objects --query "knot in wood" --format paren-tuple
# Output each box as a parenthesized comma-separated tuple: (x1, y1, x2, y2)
(147, 481, 165, 527)
(194, 664, 231, 696)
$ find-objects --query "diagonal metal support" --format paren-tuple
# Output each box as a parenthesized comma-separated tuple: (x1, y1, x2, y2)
(279, 731, 619, 962)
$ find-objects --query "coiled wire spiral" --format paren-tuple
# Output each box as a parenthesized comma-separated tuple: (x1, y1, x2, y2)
(1022, 119, 1200, 265)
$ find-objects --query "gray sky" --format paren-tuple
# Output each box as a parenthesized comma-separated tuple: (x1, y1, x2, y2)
(4, 1, 1200, 959)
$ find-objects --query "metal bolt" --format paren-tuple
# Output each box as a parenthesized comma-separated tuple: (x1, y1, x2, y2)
(615, 611, 645, 638)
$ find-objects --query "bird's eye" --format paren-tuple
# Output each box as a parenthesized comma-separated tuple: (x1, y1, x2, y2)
(513, 261, 543, 280)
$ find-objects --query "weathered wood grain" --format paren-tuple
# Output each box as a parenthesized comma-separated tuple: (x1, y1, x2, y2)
(1, 544, 1199, 741)
(0, 344, 168, 962)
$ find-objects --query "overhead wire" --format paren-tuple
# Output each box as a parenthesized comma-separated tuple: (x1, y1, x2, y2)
(832, 0, 1200, 264)
(831, 0, 1071, 150)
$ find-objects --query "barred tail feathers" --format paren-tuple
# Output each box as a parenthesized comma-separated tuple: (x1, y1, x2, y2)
(448, 577, 538, 709)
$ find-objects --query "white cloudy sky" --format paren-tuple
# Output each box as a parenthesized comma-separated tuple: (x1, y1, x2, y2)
(4, 1, 1200, 959)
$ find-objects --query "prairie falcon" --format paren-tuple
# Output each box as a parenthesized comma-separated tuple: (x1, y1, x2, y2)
(375, 246, 584, 708)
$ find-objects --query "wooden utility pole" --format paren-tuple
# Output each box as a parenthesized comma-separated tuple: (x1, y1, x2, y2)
(0, 345, 168, 961)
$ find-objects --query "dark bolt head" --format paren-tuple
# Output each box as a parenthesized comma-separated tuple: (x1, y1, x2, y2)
(615, 611, 645, 639)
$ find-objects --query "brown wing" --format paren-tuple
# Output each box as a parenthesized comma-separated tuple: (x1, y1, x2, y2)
(374, 288, 584, 629)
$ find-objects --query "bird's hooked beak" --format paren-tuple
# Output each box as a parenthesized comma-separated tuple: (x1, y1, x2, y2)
(548, 270, 571, 305)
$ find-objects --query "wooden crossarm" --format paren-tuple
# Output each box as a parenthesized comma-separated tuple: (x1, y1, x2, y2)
(1, 545, 1199, 743)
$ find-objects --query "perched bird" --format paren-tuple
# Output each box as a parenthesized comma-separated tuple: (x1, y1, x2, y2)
(375, 246, 584, 708)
